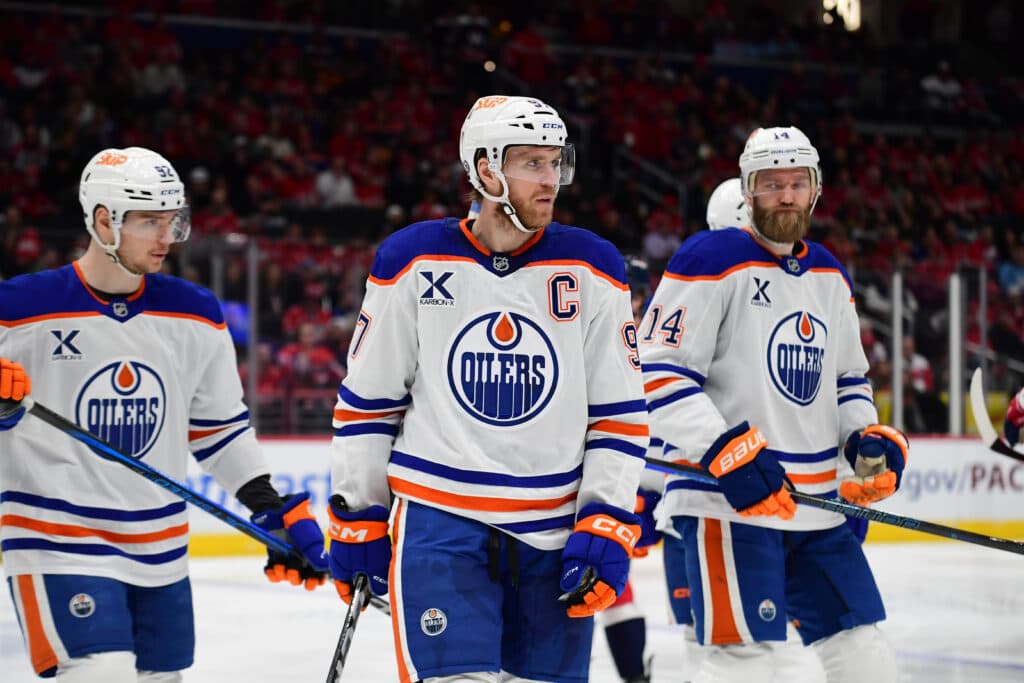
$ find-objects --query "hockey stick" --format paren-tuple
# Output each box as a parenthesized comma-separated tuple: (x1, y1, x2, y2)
(5, 397, 396, 610)
(968, 367, 1024, 464)
(644, 456, 1024, 556)
(325, 574, 371, 683)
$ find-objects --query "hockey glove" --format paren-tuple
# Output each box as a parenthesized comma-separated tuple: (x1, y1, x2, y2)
(840, 424, 909, 505)
(700, 421, 796, 520)
(327, 499, 391, 607)
(0, 358, 31, 431)
(1004, 389, 1024, 445)
(560, 502, 641, 618)
(632, 488, 662, 559)
(251, 492, 329, 591)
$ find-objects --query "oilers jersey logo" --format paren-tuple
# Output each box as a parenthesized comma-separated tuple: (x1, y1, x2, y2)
(766, 311, 826, 406)
(74, 360, 167, 458)
(446, 311, 559, 427)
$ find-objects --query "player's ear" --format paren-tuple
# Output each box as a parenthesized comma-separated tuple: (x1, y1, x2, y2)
(476, 156, 501, 196)
(93, 206, 114, 240)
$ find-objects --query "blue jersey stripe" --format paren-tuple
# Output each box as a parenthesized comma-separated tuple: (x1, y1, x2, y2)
(666, 479, 719, 493)
(647, 386, 702, 412)
(838, 393, 873, 405)
(338, 385, 412, 411)
(390, 450, 583, 487)
(191, 426, 248, 462)
(641, 363, 706, 386)
(770, 447, 838, 464)
(0, 491, 185, 521)
(586, 437, 646, 459)
(334, 423, 400, 438)
(190, 411, 248, 428)
(495, 513, 576, 535)
(837, 377, 869, 388)
(588, 399, 647, 418)
(1, 538, 189, 564)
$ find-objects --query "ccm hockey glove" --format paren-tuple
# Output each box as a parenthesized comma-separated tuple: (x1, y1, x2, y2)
(327, 498, 391, 607)
(1004, 389, 1024, 445)
(251, 492, 329, 590)
(632, 488, 662, 559)
(840, 424, 909, 505)
(700, 422, 796, 520)
(0, 358, 31, 431)
(560, 502, 641, 618)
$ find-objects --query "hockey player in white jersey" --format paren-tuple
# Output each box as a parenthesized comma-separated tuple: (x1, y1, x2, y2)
(641, 127, 905, 683)
(0, 147, 328, 682)
(704, 177, 748, 231)
(326, 95, 647, 682)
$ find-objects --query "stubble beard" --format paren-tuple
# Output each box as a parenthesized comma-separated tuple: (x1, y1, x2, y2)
(752, 202, 810, 244)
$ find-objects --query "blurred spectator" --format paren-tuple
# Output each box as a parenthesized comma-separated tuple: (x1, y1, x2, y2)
(998, 243, 1024, 295)
(316, 156, 360, 208)
(902, 335, 934, 393)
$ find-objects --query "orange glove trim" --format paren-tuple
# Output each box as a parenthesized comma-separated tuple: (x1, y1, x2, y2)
(861, 424, 910, 463)
(327, 510, 388, 544)
(573, 514, 641, 553)
(839, 471, 898, 505)
(0, 359, 31, 401)
(705, 425, 768, 478)
(334, 579, 369, 610)
(282, 498, 316, 527)
(566, 579, 617, 618)
(738, 487, 796, 520)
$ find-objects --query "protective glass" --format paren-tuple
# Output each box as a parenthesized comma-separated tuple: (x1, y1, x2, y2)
(119, 207, 192, 242)
(501, 144, 575, 186)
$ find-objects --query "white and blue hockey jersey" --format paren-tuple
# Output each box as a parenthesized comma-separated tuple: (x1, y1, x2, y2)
(642, 228, 877, 531)
(0, 262, 270, 586)
(330, 218, 647, 550)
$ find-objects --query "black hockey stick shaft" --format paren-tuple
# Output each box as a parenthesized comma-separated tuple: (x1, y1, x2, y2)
(12, 396, 391, 612)
(644, 456, 1024, 556)
(325, 574, 370, 683)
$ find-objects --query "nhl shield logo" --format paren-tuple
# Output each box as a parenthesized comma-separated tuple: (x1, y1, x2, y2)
(112, 301, 129, 317)
(492, 255, 510, 272)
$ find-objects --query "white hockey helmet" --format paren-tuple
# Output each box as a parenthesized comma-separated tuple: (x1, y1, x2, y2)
(739, 126, 821, 213)
(79, 147, 190, 252)
(706, 177, 749, 230)
(459, 95, 574, 233)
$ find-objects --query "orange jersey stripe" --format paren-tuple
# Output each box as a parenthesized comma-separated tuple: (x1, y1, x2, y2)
(786, 469, 837, 485)
(367, 254, 479, 287)
(704, 519, 743, 645)
(523, 259, 628, 290)
(2, 514, 189, 544)
(588, 419, 649, 437)
(662, 260, 778, 283)
(333, 408, 406, 422)
(16, 576, 59, 674)
(144, 310, 226, 329)
(188, 425, 233, 440)
(390, 499, 412, 683)
(388, 477, 577, 513)
(644, 376, 683, 393)
(0, 311, 103, 328)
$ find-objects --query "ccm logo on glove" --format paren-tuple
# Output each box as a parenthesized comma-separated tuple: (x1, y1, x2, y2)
(576, 514, 640, 550)
(705, 427, 768, 477)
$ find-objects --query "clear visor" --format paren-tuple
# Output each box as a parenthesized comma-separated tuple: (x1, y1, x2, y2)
(748, 172, 814, 199)
(500, 144, 575, 186)
(119, 207, 191, 243)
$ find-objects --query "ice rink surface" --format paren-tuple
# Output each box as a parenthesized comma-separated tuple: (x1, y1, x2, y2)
(3, 541, 1024, 682)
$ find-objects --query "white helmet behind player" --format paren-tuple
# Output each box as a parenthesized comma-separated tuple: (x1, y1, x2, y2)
(738, 126, 821, 213)
(706, 177, 749, 230)
(459, 95, 575, 233)
(79, 147, 191, 252)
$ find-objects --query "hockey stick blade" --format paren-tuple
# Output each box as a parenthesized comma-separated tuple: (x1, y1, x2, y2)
(644, 456, 1024, 556)
(14, 396, 391, 612)
(326, 574, 370, 683)
(968, 368, 1024, 463)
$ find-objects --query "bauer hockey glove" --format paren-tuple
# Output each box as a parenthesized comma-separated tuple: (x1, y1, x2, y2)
(251, 492, 329, 591)
(560, 502, 641, 618)
(632, 488, 662, 559)
(700, 421, 796, 520)
(840, 424, 909, 505)
(327, 498, 391, 607)
(1004, 389, 1024, 445)
(0, 358, 31, 431)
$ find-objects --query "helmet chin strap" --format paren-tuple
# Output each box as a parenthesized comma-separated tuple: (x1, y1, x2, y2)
(475, 172, 542, 234)
(96, 233, 145, 278)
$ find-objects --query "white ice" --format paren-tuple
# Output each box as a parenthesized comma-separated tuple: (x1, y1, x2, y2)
(3, 541, 1023, 682)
